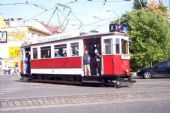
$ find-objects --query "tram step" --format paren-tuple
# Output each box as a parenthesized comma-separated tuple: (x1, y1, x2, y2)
(82, 76, 103, 83)
(81, 80, 103, 84)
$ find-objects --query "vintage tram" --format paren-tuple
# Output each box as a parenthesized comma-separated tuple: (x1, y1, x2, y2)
(20, 31, 134, 87)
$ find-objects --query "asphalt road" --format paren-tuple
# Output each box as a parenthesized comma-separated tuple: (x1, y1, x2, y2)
(1, 71, 170, 113)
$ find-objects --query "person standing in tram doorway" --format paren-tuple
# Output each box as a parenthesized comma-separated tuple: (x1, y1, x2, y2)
(25, 52, 31, 74)
(83, 50, 91, 76)
(94, 51, 101, 76)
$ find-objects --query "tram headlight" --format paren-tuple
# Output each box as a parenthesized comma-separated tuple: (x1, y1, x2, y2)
(125, 69, 129, 73)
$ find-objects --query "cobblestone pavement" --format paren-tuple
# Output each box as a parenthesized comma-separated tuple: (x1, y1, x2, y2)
(1, 100, 170, 113)
(1, 71, 170, 112)
(1, 90, 170, 110)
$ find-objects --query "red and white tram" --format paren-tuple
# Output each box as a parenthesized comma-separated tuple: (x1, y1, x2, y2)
(20, 31, 134, 87)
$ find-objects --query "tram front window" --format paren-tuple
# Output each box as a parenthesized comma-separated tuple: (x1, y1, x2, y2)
(116, 38, 120, 54)
(121, 39, 128, 54)
(104, 39, 112, 54)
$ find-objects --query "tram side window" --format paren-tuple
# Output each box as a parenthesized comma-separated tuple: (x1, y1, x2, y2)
(116, 38, 120, 54)
(121, 39, 128, 54)
(54, 44, 67, 58)
(71, 42, 79, 56)
(41, 46, 51, 58)
(104, 39, 112, 54)
(33, 48, 38, 59)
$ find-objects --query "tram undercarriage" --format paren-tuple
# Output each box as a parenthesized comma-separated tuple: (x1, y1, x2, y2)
(21, 73, 136, 87)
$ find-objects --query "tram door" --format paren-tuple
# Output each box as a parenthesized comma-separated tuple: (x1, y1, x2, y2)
(21, 47, 31, 75)
(83, 37, 101, 76)
(101, 36, 114, 75)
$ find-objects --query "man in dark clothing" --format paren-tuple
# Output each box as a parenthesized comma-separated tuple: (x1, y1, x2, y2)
(25, 52, 31, 74)
(94, 51, 101, 76)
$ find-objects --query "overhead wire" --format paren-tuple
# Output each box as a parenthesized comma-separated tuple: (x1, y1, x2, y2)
(92, 21, 111, 30)
(70, 11, 83, 29)
(61, 10, 71, 31)
(26, 1, 76, 27)
(27, 1, 77, 30)
(28, 7, 56, 20)
(0, 0, 131, 32)
(71, 17, 115, 32)
(66, 0, 120, 31)
(63, 19, 70, 31)
(0, 2, 26, 5)
(56, 9, 61, 26)
(0, 1, 48, 10)
(84, 17, 114, 26)
(86, 0, 131, 3)
(53, 2, 83, 31)
(46, 7, 58, 27)
(93, 0, 107, 22)
(64, 0, 78, 5)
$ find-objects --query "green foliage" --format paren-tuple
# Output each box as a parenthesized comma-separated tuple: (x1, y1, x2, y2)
(165, 26, 170, 59)
(125, 9, 170, 70)
(111, 2, 170, 70)
(133, 0, 147, 10)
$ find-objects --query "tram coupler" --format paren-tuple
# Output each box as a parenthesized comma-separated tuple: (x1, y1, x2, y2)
(114, 76, 136, 88)
(128, 76, 136, 84)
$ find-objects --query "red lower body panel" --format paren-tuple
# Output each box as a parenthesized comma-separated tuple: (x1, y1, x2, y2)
(31, 57, 82, 69)
(103, 55, 130, 76)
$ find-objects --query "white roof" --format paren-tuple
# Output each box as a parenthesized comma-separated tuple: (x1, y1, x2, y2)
(25, 20, 51, 34)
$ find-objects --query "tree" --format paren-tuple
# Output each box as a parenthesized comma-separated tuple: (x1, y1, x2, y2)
(126, 9, 170, 70)
(133, 0, 147, 10)
(147, 0, 168, 16)
(112, 1, 170, 70)
(166, 29, 170, 60)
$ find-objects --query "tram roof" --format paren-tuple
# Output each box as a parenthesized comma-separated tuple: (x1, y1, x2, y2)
(21, 31, 128, 48)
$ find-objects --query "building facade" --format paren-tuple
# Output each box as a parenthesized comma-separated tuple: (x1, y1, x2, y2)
(0, 17, 52, 70)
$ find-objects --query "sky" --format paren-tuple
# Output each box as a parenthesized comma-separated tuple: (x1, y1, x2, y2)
(0, 0, 169, 33)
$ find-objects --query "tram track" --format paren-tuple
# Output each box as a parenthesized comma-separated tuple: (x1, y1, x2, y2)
(1, 91, 170, 110)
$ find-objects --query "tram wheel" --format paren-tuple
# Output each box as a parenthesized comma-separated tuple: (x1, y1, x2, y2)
(115, 80, 121, 88)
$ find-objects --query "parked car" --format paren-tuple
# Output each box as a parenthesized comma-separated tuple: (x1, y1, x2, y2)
(137, 60, 170, 79)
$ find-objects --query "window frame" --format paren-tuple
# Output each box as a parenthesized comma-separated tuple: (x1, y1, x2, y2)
(32, 48, 38, 59)
(70, 42, 79, 57)
(115, 38, 120, 54)
(121, 39, 129, 54)
(40, 46, 51, 59)
(104, 38, 113, 55)
(54, 44, 67, 58)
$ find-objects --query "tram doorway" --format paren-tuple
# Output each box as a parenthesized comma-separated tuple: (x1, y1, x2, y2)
(25, 47, 31, 75)
(83, 37, 102, 76)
